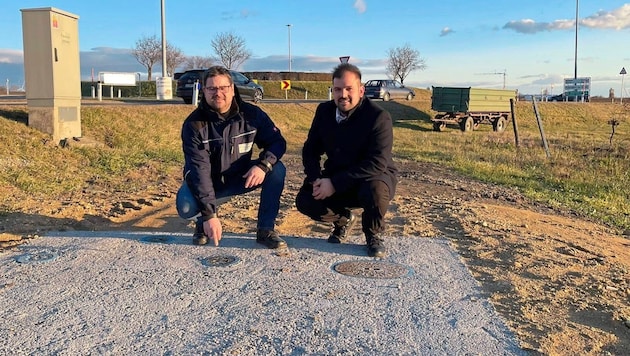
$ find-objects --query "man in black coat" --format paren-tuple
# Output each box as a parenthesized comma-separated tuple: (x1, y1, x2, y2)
(177, 66, 287, 249)
(296, 63, 397, 257)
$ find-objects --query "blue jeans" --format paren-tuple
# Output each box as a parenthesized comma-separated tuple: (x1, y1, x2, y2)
(176, 161, 286, 231)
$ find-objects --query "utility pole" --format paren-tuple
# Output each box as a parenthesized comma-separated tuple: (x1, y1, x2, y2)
(287, 24, 292, 72)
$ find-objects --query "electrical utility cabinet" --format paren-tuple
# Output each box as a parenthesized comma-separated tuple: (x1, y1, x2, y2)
(21, 7, 81, 144)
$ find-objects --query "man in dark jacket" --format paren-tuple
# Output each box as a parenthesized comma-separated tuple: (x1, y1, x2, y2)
(295, 63, 397, 257)
(176, 66, 287, 249)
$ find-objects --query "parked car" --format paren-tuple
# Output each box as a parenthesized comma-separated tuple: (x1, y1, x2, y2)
(364, 79, 415, 101)
(175, 69, 264, 104)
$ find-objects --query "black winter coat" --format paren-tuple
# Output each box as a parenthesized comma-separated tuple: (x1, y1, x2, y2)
(302, 97, 397, 197)
(181, 95, 286, 219)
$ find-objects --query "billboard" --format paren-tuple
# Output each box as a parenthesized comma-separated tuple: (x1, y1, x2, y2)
(563, 77, 590, 100)
(99, 72, 137, 86)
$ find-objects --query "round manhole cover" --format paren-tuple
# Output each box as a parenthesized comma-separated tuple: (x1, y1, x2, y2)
(200, 255, 241, 268)
(16, 250, 59, 264)
(140, 235, 175, 244)
(333, 260, 412, 279)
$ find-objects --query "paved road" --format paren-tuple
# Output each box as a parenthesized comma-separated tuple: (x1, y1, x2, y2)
(0, 95, 327, 106)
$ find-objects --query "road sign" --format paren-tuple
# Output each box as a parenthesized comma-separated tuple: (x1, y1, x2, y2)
(621, 68, 627, 104)
(339, 56, 350, 63)
(563, 77, 590, 100)
(281, 80, 291, 90)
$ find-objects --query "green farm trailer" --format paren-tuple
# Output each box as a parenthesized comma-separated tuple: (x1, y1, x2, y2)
(431, 87, 516, 132)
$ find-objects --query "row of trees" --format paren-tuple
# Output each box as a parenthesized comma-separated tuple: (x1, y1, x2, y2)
(132, 32, 250, 80)
(132, 31, 425, 83)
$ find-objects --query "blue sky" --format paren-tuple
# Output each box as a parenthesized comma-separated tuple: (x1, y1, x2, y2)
(1, 0, 629, 97)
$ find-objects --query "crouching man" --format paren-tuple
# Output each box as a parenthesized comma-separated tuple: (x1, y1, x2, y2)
(295, 63, 397, 258)
(177, 66, 287, 249)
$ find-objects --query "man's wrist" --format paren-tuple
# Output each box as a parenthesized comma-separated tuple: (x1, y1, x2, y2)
(203, 212, 218, 220)
(256, 159, 273, 173)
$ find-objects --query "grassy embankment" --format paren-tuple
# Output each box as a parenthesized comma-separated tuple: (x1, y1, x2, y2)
(1, 82, 629, 231)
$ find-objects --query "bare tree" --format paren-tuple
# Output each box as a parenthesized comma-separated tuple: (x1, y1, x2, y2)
(386, 44, 427, 84)
(163, 42, 186, 77)
(211, 32, 252, 69)
(132, 35, 161, 81)
(182, 55, 214, 70)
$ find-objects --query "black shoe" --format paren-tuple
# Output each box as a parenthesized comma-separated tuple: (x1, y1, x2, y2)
(328, 213, 357, 244)
(192, 232, 208, 246)
(192, 223, 208, 245)
(367, 235, 386, 258)
(256, 229, 287, 249)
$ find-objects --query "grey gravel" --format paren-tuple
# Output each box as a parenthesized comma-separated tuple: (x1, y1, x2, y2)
(0, 231, 526, 355)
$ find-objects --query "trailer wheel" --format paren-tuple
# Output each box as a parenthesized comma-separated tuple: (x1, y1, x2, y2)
(460, 116, 474, 132)
(492, 116, 507, 133)
(433, 122, 446, 132)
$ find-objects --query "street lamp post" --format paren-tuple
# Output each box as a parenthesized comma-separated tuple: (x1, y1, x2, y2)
(161, 0, 167, 77)
(574, 0, 578, 80)
(287, 24, 292, 72)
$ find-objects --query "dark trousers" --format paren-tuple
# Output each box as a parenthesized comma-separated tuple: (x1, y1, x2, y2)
(177, 161, 286, 231)
(295, 179, 391, 239)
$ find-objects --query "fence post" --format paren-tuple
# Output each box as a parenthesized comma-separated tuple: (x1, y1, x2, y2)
(510, 98, 520, 148)
(532, 97, 551, 158)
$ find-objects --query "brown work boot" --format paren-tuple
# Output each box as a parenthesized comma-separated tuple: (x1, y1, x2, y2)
(328, 213, 357, 244)
(256, 229, 287, 249)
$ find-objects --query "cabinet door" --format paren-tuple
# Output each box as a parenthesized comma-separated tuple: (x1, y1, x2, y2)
(51, 11, 81, 98)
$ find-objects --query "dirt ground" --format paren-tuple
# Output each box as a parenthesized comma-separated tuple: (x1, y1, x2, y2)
(1, 153, 629, 355)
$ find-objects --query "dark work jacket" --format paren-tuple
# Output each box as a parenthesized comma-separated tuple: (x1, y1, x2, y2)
(302, 97, 397, 197)
(181, 92, 286, 219)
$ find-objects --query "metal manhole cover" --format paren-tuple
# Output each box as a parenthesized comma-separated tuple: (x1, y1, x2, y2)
(140, 235, 176, 244)
(200, 255, 241, 268)
(333, 260, 412, 279)
(16, 250, 59, 264)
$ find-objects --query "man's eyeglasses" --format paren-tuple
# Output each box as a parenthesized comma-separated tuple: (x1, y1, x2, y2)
(203, 85, 232, 93)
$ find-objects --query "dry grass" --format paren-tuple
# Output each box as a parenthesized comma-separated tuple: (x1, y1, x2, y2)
(1, 94, 629, 230)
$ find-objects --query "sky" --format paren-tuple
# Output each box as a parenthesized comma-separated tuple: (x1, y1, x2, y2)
(1, 0, 629, 97)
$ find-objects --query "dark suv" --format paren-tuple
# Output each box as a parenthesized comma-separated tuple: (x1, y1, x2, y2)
(549, 93, 589, 102)
(176, 69, 264, 104)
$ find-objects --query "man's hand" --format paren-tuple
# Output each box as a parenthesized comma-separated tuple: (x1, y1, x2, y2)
(312, 178, 335, 200)
(203, 217, 223, 246)
(243, 165, 266, 188)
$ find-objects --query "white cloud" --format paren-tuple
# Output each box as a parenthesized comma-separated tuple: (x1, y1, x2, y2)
(0, 49, 24, 64)
(504, 4, 630, 34)
(81, 47, 146, 79)
(354, 0, 367, 14)
(582, 4, 630, 30)
(440, 27, 454, 37)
